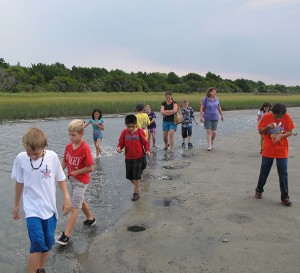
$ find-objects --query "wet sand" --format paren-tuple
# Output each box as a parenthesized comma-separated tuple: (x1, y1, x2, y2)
(82, 116, 300, 273)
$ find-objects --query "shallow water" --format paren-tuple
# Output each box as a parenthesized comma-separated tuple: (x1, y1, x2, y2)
(0, 109, 267, 272)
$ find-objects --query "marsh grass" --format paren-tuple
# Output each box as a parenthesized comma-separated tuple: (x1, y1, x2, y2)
(1, 92, 300, 121)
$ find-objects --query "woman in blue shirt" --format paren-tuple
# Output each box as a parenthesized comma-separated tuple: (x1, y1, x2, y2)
(200, 87, 224, 151)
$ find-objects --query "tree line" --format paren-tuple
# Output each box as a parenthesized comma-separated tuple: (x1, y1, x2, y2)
(0, 58, 299, 93)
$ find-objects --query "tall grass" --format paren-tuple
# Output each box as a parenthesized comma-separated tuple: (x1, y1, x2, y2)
(1, 92, 300, 121)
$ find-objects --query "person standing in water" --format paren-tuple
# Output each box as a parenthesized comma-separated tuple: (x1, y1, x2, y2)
(84, 109, 104, 157)
(160, 91, 178, 152)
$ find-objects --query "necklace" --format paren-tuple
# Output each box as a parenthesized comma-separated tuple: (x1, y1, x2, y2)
(30, 152, 45, 170)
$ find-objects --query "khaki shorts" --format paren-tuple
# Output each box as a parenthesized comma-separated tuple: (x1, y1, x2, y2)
(69, 176, 88, 209)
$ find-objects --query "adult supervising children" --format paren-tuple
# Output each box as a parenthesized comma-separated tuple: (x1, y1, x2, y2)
(200, 87, 224, 151)
(255, 103, 295, 206)
(56, 119, 96, 246)
(12, 128, 71, 273)
(160, 91, 178, 152)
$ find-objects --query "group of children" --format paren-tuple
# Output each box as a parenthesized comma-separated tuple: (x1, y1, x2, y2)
(11, 100, 295, 273)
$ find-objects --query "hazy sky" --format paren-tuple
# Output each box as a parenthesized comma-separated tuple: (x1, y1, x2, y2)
(1, 0, 299, 85)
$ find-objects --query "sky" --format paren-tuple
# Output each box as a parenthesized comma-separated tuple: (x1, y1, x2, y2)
(1, 0, 300, 85)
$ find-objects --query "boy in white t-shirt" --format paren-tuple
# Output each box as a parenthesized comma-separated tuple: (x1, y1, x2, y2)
(12, 128, 71, 273)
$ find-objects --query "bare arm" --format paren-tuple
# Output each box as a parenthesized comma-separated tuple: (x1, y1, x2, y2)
(218, 106, 224, 121)
(70, 165, 94, 176)
(160, 104, 178, 115)
(13, 182, 24, 221)
(57, 180, 71, 216)
(200, 106, 204, 122)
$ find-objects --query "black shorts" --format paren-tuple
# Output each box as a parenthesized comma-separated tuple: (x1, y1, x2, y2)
(125, 157, 143, 180)
(181, 127, 192, 138)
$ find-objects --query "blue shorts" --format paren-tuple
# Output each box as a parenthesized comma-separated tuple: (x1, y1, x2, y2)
(162, 121, 177, 132)
(26, 214, 57, 253)
(93, 130, 103, 141)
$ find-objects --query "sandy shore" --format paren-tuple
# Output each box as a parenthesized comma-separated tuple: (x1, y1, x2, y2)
(82, 114, 300, 273)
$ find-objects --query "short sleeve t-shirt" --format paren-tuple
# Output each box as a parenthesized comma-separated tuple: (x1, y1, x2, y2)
(64, 140, 94, 184)
(136, 113, 151, 138)
(201, 97, 220, 121)
(148, 112, 157, 129)
(161, 101, 176, 122)
(259, 113, 295, 158)
(11, 150, 66, 219)
(181, 106, 195, 128)
(89, 118, 104, 132)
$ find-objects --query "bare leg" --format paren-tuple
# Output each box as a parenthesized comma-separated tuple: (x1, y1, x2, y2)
(81, 200, 94, 221)
(132, 180, 140, 193)
(169, 129, 175, 152)
(28, 252, 48, 273)
(64, 208, 79, 237)
(206, 129, 212, 149)
(211, 130, 217, 148)
(187, 135, 192, 143)
(152, 132, 156, 147)
(163, 131, 168, 148)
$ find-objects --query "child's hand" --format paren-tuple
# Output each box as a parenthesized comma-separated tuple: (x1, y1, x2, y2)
(195, 120, 199, 125)
(116, 147, 123, 153)
(267, 123, 276, 129)
(145, 151, 151, 156)
(274, 134, 283, 144)
(200, 117, 204, 123)
(12, 206, 21, 221)
(62, 199, 72, 216)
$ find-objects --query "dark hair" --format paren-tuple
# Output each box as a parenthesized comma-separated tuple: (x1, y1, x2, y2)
(272, 103, 286, 115)
(92, 109, 102, 120)
(165, 91, 172, 97)
(260, 102, 272, 112)
(136, 103, 145, 112)
(125, 114, 137, 125)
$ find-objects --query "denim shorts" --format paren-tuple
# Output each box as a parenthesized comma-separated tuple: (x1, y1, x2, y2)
(26, 214, 57, 253)
(93, 130, 103, 141)
(69, 176, 88, 209)
(204, 120, 218, 130)
(162, 121, 177, 132)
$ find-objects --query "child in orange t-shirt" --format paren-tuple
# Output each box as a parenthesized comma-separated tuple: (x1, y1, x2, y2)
(255, 103, 295, 206)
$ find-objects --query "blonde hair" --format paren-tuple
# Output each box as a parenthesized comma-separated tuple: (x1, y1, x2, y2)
(182, 98, 188, 103)
(68, 119, 85, 133)
(23, 127, 48, 151)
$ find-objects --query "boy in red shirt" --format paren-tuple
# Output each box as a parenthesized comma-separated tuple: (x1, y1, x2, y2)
(255, 103, 295, 206)
(117, 115, 150, 201)
(56, 119, 95, 245)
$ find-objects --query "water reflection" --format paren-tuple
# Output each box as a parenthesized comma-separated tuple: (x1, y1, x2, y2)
(0, 109, 265, 272)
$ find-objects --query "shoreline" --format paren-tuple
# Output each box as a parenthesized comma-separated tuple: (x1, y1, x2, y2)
(81, 110, 300, 273)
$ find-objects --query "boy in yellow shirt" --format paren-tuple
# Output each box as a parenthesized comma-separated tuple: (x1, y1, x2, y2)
(135, 103, 150, 139)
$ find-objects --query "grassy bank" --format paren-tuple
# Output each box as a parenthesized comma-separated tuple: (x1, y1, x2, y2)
(1, 92, 300, 121)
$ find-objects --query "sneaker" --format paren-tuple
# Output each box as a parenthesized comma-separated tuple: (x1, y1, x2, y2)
(56, 232, 69, 246)
(281, 198, 292, 206)
(255, 191, 262, 199)
(207, 147, 212, 151)
(83, 218, 96, 227)
(36, 270, 46, 273)
(181, 143, 186, 147)
(188, 142, 193, 148)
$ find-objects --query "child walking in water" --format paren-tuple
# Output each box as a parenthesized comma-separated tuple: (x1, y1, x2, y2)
(116, 115, 150, 201)
(56, 119, 96, 246)
(12, 128, 71, 273)
(145, 105, 157, 147)
(135, 103, 150, 139)
(257, 102, 272, 153)
(85, 109, 104, 157)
